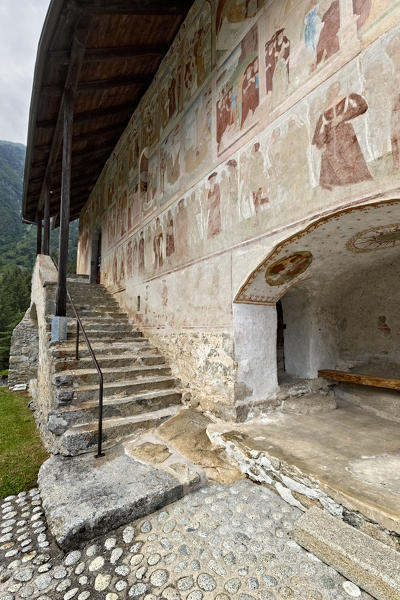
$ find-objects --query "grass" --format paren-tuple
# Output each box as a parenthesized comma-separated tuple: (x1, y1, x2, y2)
(0, 369, 8, 376)
(0, 387, 48, 498)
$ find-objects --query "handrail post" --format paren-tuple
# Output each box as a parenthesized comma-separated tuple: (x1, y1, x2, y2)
(96, 375, 105, 458)
(75, 320, 79, 360)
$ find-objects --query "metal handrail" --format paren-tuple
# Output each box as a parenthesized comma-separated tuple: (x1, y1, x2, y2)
(51, 260, 104, 457)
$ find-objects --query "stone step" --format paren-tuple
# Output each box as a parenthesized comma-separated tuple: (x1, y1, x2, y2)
(55, 353, 166, 371)
(65, 330, 144, 342)
(66, 310, 129, 320)
(63, 364, 171, 385)
(52, 340, 154, 360)
(48, 318, 133, 334)
(75, 375, 177, 402)
(295, 507, 400, 600)
(49, 388, 182, 433)
(61, 405, 179, 455)
(38, 446, 201, 550)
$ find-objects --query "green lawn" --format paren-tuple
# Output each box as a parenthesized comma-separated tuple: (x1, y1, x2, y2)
(0, 387, 48, 498)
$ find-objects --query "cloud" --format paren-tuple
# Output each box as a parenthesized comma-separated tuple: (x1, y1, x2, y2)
(0, 1, 50, 144)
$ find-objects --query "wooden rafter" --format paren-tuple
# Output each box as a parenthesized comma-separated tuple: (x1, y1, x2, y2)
(74, 0, 192, 16)
(49, 43, 169, 64)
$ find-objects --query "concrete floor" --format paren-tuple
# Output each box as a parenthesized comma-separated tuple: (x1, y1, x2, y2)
(210, 401, 400, 535)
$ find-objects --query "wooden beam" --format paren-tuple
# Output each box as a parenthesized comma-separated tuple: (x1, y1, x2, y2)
(42, 73, 151, 96)
(36, 212, 43, 255)
(34, 122, 124, 153)
(37, 101, 136, 129)
(37, 17, 90, 210)
(318, 370, 400, 391)
(42, 186, 50, 255)
(75, 0, 192, 16)
(33, 142, 114, 170)
(56, 90, 74, 317)
(49, 43, 169, 64)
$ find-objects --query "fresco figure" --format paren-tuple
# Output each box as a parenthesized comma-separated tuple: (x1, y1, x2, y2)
(138, 231, 145, 274)
(207, 173, 222, 238)
(353, 0, 372, 30)
(166, 211, 175, 258)
(392, 96, 400, 170)
(316, 0, 340, 67)
(119, 247, 125, 283)
(175, 198, 188, 261)
(312, 84, 372, 190)
(304, 3, 321, 52)
(216, 0, 258, 35)
(112, 253, 118, 285)
(168, 76, 177, 119)
(241, 58, 259, 126)
(127, 241, 133, 278)
(153, 217, 164, 269)
(265, 29, 290, 94)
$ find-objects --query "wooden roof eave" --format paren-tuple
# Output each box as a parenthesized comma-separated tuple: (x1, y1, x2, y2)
(22, 0, 65, 225)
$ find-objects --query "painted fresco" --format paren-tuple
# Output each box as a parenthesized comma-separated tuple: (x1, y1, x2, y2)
(142, 150, 159, 217)
(312, 84, 372, 189)
(141, 96, 160, 149)
(216, 25, 260, 154)
(160, 124, 182, 205)
(183, 1, 212, 107)
(158, 33, 183, 138)
(263, 0, 342, 109)
(183, 86, 212, 180)
(77, 3, 400, 305)
(347, 223, 400, 253)
(216, 0, 265, 59)
(265, 251, 313, 286)
(127, 175, 140, 231)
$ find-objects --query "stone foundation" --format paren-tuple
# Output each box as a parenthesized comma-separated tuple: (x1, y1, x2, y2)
(8, 305, 39, 388)
(144, 328, 236, 420)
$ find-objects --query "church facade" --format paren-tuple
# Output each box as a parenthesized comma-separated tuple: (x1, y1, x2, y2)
(75, 0, 400, 421)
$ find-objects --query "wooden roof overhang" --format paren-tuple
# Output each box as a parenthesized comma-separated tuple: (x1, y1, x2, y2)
(22, 0, 194, 224)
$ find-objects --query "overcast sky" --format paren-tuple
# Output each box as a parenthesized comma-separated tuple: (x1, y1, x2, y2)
(0, 0, 50, 145)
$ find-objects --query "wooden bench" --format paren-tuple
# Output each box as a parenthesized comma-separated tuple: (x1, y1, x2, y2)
(318, 369, 400, 391)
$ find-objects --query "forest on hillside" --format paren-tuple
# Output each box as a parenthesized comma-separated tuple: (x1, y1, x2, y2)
(0, 140, 79, 370)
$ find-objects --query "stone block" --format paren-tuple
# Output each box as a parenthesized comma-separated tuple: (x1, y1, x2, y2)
(38, 449, 189, 550)
(295, 507, 400, 600)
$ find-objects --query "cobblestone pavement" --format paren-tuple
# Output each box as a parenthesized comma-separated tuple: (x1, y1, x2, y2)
(0, 480, 372, 600)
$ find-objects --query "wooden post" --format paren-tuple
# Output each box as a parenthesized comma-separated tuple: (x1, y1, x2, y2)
(36, 211, 43, 255)
(42, 185, 50, 255)
(55, 90, 73, 317)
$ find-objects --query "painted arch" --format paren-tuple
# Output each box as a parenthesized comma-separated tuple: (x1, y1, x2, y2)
(234, 199, 400, 305)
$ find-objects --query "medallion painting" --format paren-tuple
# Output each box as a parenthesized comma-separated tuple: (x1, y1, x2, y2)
(216, 24, 260, 154)
(265, 251, 312, 286)
(347, 224, 400, 253)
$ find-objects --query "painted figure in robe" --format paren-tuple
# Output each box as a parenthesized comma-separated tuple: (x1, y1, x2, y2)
(265, 29, 290, 94)
(207, 173, 222, 238)
(312, 84, 372, 189)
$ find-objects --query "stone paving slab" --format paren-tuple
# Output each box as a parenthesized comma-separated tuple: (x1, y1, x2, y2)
(0, 479, 374, 600)
(295, 507, 400, 600)
(37, 446, 202, 550)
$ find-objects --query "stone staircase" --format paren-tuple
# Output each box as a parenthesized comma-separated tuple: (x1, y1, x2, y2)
(47, 277, 182, 455)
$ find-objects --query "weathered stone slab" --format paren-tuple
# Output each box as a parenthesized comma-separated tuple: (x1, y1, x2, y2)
(295, 507, 400, 600)
(38, 447, 188, 550)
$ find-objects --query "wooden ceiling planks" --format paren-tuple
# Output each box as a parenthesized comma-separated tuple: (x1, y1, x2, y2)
(23, 0, 194, 224)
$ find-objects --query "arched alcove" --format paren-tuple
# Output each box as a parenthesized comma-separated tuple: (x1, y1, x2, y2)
(232, 199, 400, 417)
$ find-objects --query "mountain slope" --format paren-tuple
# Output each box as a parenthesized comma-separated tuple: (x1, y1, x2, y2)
(0, 140, 79, 271)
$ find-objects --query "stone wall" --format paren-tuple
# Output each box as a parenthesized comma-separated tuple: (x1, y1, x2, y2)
(76, 0, 400, 416)
(8, 305, 39, 388)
